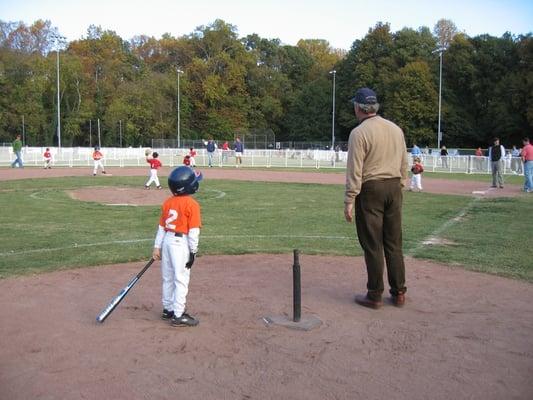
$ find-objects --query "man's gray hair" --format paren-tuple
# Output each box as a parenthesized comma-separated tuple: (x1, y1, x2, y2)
(355, 102, 380, 114)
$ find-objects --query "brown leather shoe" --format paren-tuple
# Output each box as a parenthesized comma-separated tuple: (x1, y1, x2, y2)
(391, 293, 405, 307)
(355, 294, 383, 309)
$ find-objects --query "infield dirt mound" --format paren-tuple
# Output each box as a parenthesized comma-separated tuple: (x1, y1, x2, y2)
(0, 255, 532, 400)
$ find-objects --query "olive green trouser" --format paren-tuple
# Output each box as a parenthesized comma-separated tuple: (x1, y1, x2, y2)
(355, 178, 406, 301)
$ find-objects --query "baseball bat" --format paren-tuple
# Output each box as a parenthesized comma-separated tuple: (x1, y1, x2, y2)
(96, 258, 155, 323)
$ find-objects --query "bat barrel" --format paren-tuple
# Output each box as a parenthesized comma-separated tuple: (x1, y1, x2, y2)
(96, 258, 154, 323)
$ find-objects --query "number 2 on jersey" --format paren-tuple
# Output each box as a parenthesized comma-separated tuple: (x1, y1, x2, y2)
(165, 209, 178, 230)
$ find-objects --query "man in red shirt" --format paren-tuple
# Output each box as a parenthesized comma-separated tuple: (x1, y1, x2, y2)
(145, 152, 162, 189)
(521, 137, 533, 193)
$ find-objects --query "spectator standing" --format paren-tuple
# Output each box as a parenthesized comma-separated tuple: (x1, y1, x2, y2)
(511, 145, 522, 174)
(11, 134, 23, 168)
(221, 141, 230, 164)
(475, 147, 484, 171)
(521, 137, 533, 193)
(411, 143, 421, 158)
(205, 138, 217, 167)
(234, 137, 244, 167)
(488, 138, 505, 188)
(440, 145, 448, 169)
(344, 87, 408, 309)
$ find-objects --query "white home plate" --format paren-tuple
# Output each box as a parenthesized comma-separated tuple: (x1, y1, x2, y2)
(263, 315, 322, 331)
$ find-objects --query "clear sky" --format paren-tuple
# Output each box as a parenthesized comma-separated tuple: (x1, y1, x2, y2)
(1, 0, 532, 49)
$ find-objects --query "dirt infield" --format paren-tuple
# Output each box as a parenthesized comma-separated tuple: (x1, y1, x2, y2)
(1, 255, 532, 400)
(2, 166, 524, 198)
(1, 167, 532, 399)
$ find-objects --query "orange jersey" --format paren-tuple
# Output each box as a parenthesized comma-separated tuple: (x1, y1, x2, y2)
(93, 150, 103, 160)
(159, 195, 201, 235)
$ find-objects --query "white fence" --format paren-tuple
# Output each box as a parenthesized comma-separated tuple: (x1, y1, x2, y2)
(0, 146, 526, 175)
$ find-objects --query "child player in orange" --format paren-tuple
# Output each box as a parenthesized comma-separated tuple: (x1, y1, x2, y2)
(43, 148, 52, 169)
(145, 151, 163, 189)
(152, 166, 203, 327)
(92, 146, 106, 176)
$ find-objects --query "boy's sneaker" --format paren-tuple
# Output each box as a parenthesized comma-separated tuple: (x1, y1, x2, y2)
(170, 312, 199, 327)
(157, 185, 162, 190)
(161, 309, 174, 320)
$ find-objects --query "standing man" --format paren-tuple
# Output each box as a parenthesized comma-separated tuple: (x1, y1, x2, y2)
(411, 142, 421, 158)
(511, 145, 522, 174)
(221, 140, 230, 164)
(488, 137, 505, 188)
(521, 137, 533, 193)
(344, 88, 409, 309)
(11, 134, 24, 168)
(205, 138, 217, 167)
(234, 137, 244, 167)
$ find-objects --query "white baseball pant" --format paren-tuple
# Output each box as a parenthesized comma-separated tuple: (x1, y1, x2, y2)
(93, 159, 105, 174)
(145, 169, 160, 187)
(410, 174, 422, 191)
(160, 232, 191, 316)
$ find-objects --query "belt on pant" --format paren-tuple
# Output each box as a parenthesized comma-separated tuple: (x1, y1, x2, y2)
(165, 231, 183, 237)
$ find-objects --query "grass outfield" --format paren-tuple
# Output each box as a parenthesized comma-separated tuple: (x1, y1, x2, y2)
(1, 176, 531, 281)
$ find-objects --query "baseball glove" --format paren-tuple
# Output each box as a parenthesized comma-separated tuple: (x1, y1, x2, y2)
(145, 148, 152, 157)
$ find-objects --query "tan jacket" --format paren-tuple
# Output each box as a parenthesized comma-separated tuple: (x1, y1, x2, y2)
(344, 115, 408, 204)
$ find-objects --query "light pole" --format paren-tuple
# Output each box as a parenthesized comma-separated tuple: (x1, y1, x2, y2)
(329, 70, 336, 150)
(56, 47, 61, 149)
(119, 119, 122, 147)
(22, 115, 25, 146)
(176, 68, 184, 148)
(433, 47, 446, 149)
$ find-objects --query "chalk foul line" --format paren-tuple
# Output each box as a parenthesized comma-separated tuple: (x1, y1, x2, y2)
(1, 235, 352, 256)
(407, 196, 480, 257)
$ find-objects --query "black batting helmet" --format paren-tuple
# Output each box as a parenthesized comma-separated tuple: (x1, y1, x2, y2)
(168, 166, 202, 195)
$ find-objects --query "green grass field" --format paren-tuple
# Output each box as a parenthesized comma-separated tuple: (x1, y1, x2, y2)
(1, 176, 531, 281)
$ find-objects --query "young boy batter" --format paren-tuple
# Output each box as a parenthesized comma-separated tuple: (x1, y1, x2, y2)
(152, 166, 203, 327)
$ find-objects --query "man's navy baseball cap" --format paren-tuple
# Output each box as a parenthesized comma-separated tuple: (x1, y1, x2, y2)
(350, 88, 378, 105)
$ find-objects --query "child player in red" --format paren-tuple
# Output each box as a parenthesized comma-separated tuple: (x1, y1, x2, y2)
(43, 148, 52, 169)
(188, 147, 197, 167)
(183, 154, 191, 166)
(409, 156, 424, 192)
(152, 166, 203, 327)
(145, 151, 163, 189)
